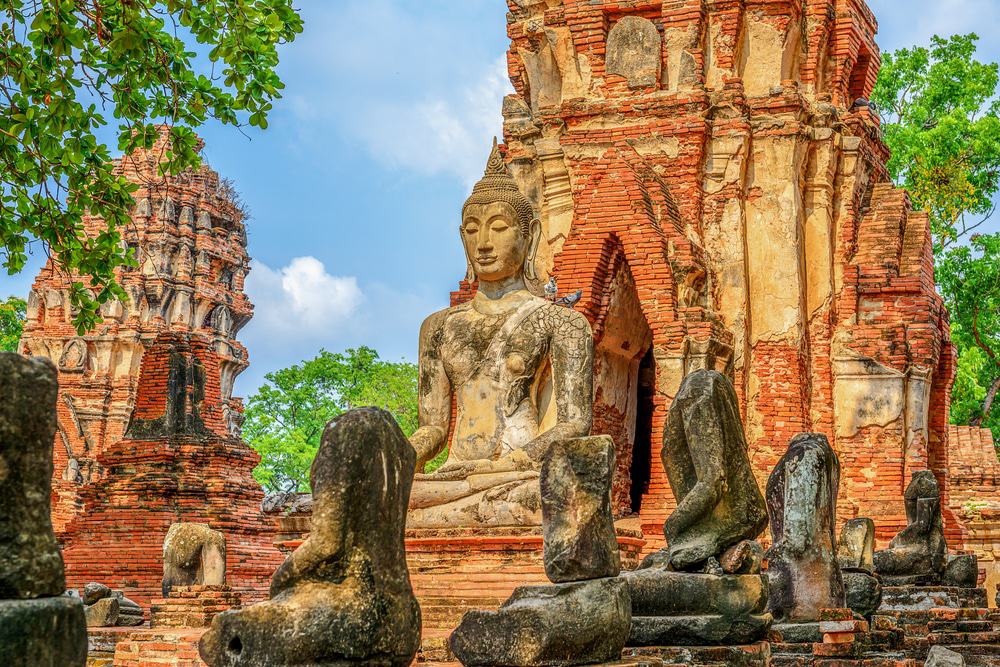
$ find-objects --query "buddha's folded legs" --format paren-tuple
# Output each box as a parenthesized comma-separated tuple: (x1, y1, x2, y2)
(407, 473, 541, 528)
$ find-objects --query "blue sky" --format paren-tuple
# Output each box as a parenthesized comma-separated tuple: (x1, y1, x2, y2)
(2, 0, 998, 397)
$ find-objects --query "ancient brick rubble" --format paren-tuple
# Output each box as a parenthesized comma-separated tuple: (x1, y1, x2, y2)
(19, 129, 282, 607)
(451, 0, 998, 578)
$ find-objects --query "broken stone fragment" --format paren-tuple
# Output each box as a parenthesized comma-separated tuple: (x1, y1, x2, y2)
(837, 518, 876, 574)
(84, 596, 120, 627)
(115, 592, 145, 626)
(660, 370, 767, 572)
(449, 578, 631, 667)
(622, 568, 768, 619)
(541, 436, 620, 583)
(925, 645, 966, 667)
(622, 563, 772, 646)
(83, 582, 112, 606)
(842, 571, 882, 619)
(765, 433, 845, 624)
(199, 408, 420, 667)
(0, 354, 65, 599)
(162, 522, 227, 597)
(942, 554, 978, 588)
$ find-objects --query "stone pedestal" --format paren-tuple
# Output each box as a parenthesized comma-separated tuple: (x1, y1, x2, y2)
(0, 597, 88, 665)
(622, 569, 771, 646)
(410, 527, 644, 644)
(622, 642, 770, 666)
(150, 585, 241, 629)
(878, 586, 1000, 664)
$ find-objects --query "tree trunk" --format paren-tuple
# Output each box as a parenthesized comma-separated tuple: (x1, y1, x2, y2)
(971, 376, 1000, 428)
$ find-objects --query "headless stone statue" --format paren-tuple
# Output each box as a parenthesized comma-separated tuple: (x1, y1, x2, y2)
(162, 523, 227, 597)
(408, 139, 594, 529)
(0, 353, 87, 665)
(660, 370, 767, 571)
(765, 433, 845, 627)
(449, 437, 630, 666)
(874, 471, 947, 585)
(873, 470, 978, 587)
(199, 409, 420, 666)
(622, 370, 771, 647)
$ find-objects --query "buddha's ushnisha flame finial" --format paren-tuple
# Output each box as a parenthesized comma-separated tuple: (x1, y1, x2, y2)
(463, 137, 535, 237)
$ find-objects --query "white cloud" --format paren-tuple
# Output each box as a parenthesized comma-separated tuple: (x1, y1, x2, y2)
(277, 0, 513, 185)
(245, 256, 363, 336)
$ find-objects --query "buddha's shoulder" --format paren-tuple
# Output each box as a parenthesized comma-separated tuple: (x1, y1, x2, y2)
(420, 303, 472, 330)
(530, 299, 592, 333)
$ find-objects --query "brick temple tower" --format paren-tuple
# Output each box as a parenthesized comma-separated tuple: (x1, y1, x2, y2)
(20, 129, 282, 604)
(465, 0, 981, 553)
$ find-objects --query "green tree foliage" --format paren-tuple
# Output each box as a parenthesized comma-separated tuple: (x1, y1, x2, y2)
(937, 235, 1000, 444)
(872, 34, 1000, 251)
(0, 295, 25, 351)
(244, 347, 419, 493)
(0, 1, 303, 333)
(874, 34, 1000, 450)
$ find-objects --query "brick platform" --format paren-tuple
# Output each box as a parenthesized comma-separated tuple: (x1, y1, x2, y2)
(878, 587, 1000, 664)
(149, 585, 241, 629)
(110, 629, 206, 667)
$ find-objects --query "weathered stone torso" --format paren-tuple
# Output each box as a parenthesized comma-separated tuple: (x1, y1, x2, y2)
(434, 295, 585, 463)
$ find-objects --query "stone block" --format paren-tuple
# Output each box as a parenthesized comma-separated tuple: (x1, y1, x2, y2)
(541, 436, 620, 583)
(0, 596, 87, 665)
(942, 555, 978, 588)
(925, 645, 966, 666)
(450, 577, 631, 667)
(838, 518, 876, 574)
(622, 569, 767, 618)
(628, 613, 773, 647)
(843, 571, 882, 619)
(85, 596, 120, 627)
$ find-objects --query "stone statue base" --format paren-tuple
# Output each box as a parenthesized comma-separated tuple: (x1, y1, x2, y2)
(621, 569, 772, 646)
(150, 585, 242, 629)
(0, 597, 88, 665)
(622, 642, 770, 666)
(450, 578, 631, 666)
(407, 526, 645, 641)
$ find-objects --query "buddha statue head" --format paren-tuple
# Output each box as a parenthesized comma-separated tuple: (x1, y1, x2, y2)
(462, 139, 541, 283)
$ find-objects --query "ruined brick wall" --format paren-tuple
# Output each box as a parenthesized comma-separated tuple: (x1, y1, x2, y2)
(482, 0, 968, 549)
(947, 425, 1000, 604)
(20, 129, 281, 603)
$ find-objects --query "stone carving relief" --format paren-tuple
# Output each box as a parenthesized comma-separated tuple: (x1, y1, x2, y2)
(59, 340, 88, 372)
(606, 16, 661, 88)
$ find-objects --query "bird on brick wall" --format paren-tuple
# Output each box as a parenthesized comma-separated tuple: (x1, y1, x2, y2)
(556, 290, 583, 308)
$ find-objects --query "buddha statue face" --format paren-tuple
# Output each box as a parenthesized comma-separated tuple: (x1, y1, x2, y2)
(461, 202, 532, 283)
(461, 139, 540, 284)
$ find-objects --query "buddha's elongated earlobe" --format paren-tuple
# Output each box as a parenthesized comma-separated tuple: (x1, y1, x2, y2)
(525, 219, 541, 282)
(461, 224, 476, 282)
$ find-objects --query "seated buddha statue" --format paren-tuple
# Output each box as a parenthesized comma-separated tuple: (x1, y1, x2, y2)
(407, 140, 594, 529)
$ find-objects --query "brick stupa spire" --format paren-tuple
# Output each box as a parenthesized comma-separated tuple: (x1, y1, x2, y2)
(20, 128, 282, 605)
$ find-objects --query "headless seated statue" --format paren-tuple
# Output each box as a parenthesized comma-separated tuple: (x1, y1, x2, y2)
(873, 470, 947, 584)
(407, 140, 594, 529)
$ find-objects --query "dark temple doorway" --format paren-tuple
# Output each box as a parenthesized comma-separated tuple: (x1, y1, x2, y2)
(630, 347, 655, 513)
